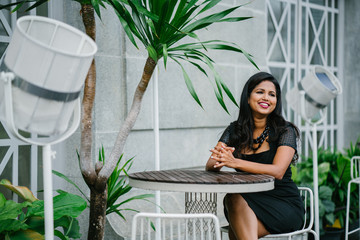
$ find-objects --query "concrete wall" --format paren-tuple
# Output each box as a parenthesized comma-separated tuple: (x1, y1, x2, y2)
(343, 0, 360, 148)
(58, 0, 267, 239)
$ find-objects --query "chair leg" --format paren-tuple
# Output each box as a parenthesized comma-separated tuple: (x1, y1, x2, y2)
(309, 230, 319, 240)
(345, 181, 352, 240)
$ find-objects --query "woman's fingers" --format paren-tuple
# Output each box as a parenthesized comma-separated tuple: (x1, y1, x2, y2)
(220, 143, 235, 152)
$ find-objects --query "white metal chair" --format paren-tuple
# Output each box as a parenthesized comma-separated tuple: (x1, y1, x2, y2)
(345, 156, 360, 240)
(131, 212, 221, 240)
(220, 187, 318, 240)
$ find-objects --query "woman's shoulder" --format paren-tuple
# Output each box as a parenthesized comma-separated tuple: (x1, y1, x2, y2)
(219, 121, 237, 144)
(277, 121, 298, 147)
(283, 121, 298, 134)
(269, 121, 298, 143)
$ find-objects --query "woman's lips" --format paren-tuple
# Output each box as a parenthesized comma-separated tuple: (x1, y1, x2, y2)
(259, 102, 270, 108)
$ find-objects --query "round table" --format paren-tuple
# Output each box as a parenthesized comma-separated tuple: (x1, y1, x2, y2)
(129, 169, 275, 214)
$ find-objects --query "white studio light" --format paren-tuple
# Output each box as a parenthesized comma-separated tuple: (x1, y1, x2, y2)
(286, 65, 342, 120)
(0, 15, 97, 240)
(0, 15, 97, 137)
(285, 65, 342, 237)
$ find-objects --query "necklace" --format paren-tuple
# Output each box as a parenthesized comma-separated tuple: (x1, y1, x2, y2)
(251, 126, 269, 151)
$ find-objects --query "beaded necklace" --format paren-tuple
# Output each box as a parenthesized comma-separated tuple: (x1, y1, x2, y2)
(251, 126, 269, 151)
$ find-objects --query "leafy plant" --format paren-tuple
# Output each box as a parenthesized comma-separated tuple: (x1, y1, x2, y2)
(0, 180, 87, 240)
(53, 147, 154, 220)
(292, 140, 360, 235)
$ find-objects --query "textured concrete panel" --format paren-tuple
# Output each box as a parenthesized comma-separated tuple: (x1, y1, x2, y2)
(157, 62, 237, 129)
(94, 55, 126, 132)
(246, 0, 267, 13)
(96, 8, 122, 56)
(344, 0, 360, 147)
(159, 127, 229, 170)
(62, 1, 83, 31)
(58, 132, 83, 178)
(124, 35, 148, 59)
(95, 130, 156, 173)
(196, 5, 267, 67)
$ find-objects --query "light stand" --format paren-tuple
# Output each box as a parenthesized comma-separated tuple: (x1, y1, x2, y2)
(286, 65, 342, 237)
(0, 16, 97, 240)
(299, 91, 327, 236)
(1, 71, 82, 240)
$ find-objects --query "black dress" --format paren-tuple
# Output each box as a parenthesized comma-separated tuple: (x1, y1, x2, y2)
(219, 122, 304, 234)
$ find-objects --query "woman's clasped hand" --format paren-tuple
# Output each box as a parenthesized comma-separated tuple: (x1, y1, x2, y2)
(210, 143, 236, 168)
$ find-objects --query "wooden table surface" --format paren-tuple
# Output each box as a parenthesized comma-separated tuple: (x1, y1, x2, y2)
(128, 169, 275, 193)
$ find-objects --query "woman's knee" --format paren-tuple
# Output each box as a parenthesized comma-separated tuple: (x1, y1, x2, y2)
(224, 193, 247, 212)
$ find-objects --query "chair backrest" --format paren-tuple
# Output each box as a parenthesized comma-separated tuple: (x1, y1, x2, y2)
(298, 187, 314, 231)
(350, 156, 360, 180)
(131, 212, 221, 240)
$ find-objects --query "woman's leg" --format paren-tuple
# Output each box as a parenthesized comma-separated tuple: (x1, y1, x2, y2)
(224, 193, 270, 240)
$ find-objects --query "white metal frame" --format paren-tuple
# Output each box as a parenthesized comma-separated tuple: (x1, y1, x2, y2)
(345, 156, 360, 240)
(266, 0, 343, 156)
(131, 212, 222, 240)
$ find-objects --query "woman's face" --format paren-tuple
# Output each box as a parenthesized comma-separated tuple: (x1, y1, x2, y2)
(248, 80, 277, 117)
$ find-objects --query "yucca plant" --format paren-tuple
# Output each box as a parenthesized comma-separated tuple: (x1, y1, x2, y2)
(1, 1, 258, 239)
(53, 147, 154, 219)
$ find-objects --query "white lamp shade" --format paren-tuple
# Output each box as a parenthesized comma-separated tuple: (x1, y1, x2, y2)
(286, 65, 342, 119)
(0, 16, 97, 135)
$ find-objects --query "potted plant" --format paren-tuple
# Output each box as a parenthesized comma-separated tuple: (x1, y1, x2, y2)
(292, 140, 360, 239)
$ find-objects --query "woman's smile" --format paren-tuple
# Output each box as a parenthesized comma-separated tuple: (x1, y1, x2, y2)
(259, 101, 270, 109)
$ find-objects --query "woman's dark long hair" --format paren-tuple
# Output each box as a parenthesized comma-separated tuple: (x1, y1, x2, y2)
(228, 72, 299, 161)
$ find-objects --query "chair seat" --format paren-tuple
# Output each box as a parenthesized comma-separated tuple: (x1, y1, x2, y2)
(221, 225, 314, 238)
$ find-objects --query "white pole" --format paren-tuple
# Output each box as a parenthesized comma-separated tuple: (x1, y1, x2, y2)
(312, 123, 320, 236)
(153, 66, 161, 207)
(153, 66, 161, 240)
(43, 144, 54, 240)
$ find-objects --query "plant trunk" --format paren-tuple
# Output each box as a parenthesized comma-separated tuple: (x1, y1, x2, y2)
(80, 4, 97, 187)
(79, 4, 106, 240)
(87, 185, 108, 240)
(96, 57, 157, 190)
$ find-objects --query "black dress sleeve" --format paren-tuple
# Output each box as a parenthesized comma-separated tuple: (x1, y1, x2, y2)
(278, 123, 298, 151)
(218, 123, 234, 145)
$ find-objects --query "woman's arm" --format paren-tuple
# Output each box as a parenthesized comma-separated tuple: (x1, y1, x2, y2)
(206, 142, 234, 172)
(210, 145, 295, 179)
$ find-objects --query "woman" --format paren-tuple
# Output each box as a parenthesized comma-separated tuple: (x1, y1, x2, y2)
(206, 72, 304, 240)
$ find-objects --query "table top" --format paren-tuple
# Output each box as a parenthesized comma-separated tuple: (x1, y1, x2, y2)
(128, 169, 275, 193)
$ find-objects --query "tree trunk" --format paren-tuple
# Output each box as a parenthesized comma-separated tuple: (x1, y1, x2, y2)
(80, 4, 97, 187)
(87, 185, 108, 240)
(80, 4, 106, 240)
